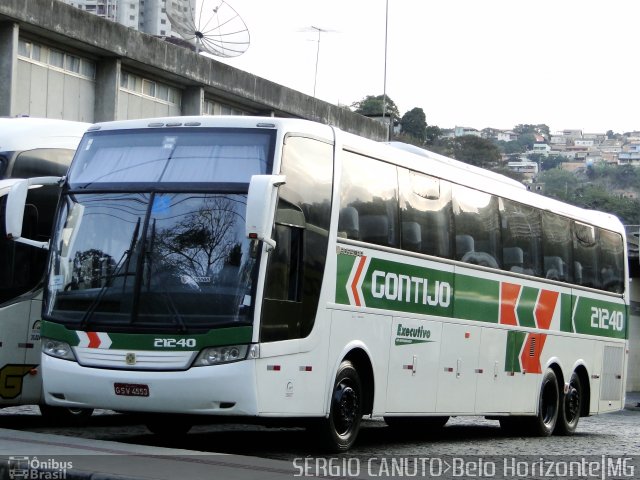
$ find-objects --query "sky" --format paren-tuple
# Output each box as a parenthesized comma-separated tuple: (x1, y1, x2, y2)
(199, 0, 640, 134)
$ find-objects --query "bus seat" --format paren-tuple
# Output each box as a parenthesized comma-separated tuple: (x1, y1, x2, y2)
(360, 214, 389, 246)
(338, 207, 359, 240)
(544, 256, 564, 280)
(455, 234, 474, 260)
(574, 261, 583, 285)
(402, 221, 421, 252)
(503, 246, 524, 273)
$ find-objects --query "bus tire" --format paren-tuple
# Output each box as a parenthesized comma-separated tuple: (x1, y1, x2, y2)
(384, 416, 449, 430)
(144, 414, 192, 436)
(317, 360, 363, 452)
(526, 368, 559, 436)
(555, 371, 582, 435)
(39, 404, 93, 424)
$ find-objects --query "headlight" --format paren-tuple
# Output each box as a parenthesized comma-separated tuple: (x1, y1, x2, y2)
(193, 344, 251, 366)
(42, 339, 76, 361)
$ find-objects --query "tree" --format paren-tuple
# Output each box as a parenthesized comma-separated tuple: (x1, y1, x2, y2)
(537, 169, 579, 202)
(450, 136, 502, 168)
(351, 94, 400, 121)
(425, 125, 442, 145)
(400, 107, 427, 143)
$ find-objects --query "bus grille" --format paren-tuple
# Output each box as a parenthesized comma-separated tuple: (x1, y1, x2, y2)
(73, 347, 197, 370)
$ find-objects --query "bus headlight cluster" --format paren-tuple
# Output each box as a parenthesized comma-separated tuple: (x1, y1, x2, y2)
(42, 339, 76, 361)
(193, 344, 249, 366)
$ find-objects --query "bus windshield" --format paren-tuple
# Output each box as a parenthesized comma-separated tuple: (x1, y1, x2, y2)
(68, 128, 273, 188)
(45, 192, 258, 332)
(45, 126, 275, 332)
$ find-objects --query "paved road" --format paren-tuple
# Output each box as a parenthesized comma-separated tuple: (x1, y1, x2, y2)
(1, 401, 639, 462)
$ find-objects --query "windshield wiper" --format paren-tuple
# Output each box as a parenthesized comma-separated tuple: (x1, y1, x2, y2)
(79, 217, 141, 329)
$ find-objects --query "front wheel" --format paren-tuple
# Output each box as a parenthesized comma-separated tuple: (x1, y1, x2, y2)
(525, 368, 559, 436)
(555, 371, 582, 435)
(314, 360, 363, 452)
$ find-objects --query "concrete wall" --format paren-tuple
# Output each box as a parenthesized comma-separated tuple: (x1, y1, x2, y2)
(0, 0, 387, 140)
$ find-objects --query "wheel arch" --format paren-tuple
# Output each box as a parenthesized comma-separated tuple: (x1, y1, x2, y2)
(572, 364, 591, 417)
(342, 347, 375, 416)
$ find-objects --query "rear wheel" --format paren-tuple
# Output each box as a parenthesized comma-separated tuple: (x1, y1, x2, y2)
(314, 360, 363, 452)
(525, 368, 559, 436)
(555, 371, 582, 435)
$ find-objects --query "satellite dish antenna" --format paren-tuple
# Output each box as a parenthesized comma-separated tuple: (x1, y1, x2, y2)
(167, 0, 250, 58)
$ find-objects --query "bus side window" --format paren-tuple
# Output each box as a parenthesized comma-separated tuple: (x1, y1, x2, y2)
(339, 151, 398, 248)
(398, 168, 453, 258)
(573, 222, 599, 288)
(499, 198, 542, 277)
(598, 228, 624, 293)
(541, 211, 573, 283)
(452, 185, 500, 267)
(261, 135, 333, 342)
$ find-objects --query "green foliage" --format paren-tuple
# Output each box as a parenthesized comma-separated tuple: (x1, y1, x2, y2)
(537, 169, 580, 202)
(450, 136, 502, 167)
(400, 107, 427, 142)
(351, 94, 400, 120)
(425, 125, 442, 145)
(540, 154, 564, 171)
(513, 124, 550, 138)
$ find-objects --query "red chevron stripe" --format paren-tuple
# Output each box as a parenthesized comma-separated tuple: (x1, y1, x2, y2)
(351, 256, 367, 307)
(500, 282, 521, 326)
(87, 331, 101, 348)
(535, 289, 559, 330)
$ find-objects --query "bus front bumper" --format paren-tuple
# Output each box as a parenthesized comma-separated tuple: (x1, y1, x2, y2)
(41, 354, 259, 415)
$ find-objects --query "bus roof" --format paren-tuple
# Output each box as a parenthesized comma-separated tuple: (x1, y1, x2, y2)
(0, 117, 90, 152)
(85, 115, 624, 235)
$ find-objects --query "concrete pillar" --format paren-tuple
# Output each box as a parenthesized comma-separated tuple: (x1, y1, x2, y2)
(182, 86, 203, 116)
(0, 22, 19, 117)
(94, 58, 121, 122)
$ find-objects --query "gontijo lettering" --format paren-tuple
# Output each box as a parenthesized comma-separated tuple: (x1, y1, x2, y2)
(371, 270, 451, 307)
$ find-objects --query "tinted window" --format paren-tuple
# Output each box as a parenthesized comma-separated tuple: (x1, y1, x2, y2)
(573, 222, 599, 288)
(399, 168, 453, 257)
(500, 199, 542, 277)
(11, 149, 74, 178)
(541, 211, 573, 282)
(599, 229, 624, 293)
(69, 129, 274, 187)
(339, 151, 398, 248)
(262, 136, 333, 341)
(453, 185, 500, 268)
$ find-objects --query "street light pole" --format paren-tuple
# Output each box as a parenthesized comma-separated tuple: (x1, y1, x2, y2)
(382, 0, 389, 141)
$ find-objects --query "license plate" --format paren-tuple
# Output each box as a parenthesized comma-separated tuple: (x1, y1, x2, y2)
(114, 383, 149, 397)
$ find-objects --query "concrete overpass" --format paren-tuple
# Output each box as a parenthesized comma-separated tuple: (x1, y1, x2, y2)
(0, 0, 387, 140)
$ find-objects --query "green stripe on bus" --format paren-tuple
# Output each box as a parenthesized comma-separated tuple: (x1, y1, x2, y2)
(516, 287, 538, 328)
(505, 330, 526, 372)
(453, 274, 499, 323)
(42, 320, 253, 350)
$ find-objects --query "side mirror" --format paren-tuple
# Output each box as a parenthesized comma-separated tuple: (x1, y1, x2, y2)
(2, 176, 61, 249)
(246, 174, 286, 251)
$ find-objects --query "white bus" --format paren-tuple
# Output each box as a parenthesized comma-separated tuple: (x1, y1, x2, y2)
(0, 117, 92, 419)
(3, 116, 628, 451)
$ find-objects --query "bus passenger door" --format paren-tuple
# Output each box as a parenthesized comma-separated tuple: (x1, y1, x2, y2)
(386, 318, 442, 413)
(435, 323, 481, 413)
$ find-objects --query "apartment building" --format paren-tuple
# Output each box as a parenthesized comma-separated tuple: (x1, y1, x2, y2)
(60, 0, 195, 36)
